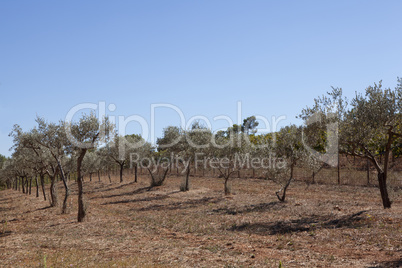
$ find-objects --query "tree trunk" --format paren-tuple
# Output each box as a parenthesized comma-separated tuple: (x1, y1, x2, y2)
(25, 177, 28, 194)
(50, 175, 58, 207)
(148, 167, 169, 187)
(367, 159, 370, 185)
(77, 174, 85, 222)
(119, 164, 124, 183)
(29, 177, 32, 195)
(89, 173, 92, 181)
(98, 170, 101, 182)
(276, 177, 292, 202)
(40, 174, 46, 201)
(77, 149, 87, 222)
(337, 153, 341, 185)
(379, 134, 393, 209)
(55, 158, 70, 214)
(134, 165, 138, 183)
(276, 164, 294, 202)
(185, 166, 190, 190)
(25, 177, 29, 193)
(108, 171, 112, 183)
(62, 185, 70, 214)
(21, 177, 25, 194)
(35, 176, 39, 197)
(224, 177, 231, 195)
(378, 172, 392, 208)
(181, 165, 190, 192)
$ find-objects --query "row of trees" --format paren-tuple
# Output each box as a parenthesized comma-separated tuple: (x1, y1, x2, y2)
(155, 75, 402, 209)
(1, 78, 401, 222)
(0, 114, 116, 221)
(0, 113, 317, 219)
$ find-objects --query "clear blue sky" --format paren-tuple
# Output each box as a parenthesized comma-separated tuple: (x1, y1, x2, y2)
(1, 1, 401, 157)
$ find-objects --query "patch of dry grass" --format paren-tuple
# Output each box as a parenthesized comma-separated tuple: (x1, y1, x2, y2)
(1, 172, 401, 267)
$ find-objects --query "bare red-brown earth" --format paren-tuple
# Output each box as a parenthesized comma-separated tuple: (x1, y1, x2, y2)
(1, 174, 401, 267)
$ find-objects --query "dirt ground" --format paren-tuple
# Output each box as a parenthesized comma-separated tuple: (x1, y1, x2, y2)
(1, 174, 401, 267)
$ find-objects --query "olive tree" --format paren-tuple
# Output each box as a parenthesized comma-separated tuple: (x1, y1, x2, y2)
(0, 159, 14, 190)
(156, 126, 185, 187)
(181, 122, 212, 191)
(82, 150, 101, 182)
(212, 129, 251, 195)
(9, 125, 59, 204)
(301, 78, 402, 208)
(100, 133, 152, 183)
(103, 134, 127, 183)
(65, 112, 113, 222)
(9, 147, 34, 195)
(125, 134, 153, 183)
(299, 87, 347, 185)
(97, 147, 115, 183)
(242, 115, 259, 135)
(269, 125, 305, 202)
(341, 80, 402, 208)
(32, 118, 74, 213)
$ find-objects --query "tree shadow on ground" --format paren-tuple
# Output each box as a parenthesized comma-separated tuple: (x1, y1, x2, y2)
(0, 231, 12, 238)
(91, 186, 157, 200)
(19, 206, 52, 215)
(229, 210, 368, 235)
(0, 219, 17, 224)
(131, 196, 224, 212)
(101, 194, 170, 205)
(368, 259, 402, 268)
(86, 181, 138, 195)
(212, 201, 284, 215)
(0, 198, 13, 203)
(0, 207, 14, 213)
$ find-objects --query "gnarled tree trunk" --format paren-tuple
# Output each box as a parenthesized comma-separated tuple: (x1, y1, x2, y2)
(119, 163, 124, 183)
(50, 175, 58, 207)
(28, 177, 32, 195)
(276, 163, 295, 202)
(35, 176, 39, 197)
(40, 174, 46, 201)
(21, 177, 25, 194)
(224, 177, 231, 195)
(56, 158, 70, 214)
(77, 149, 87, 222)
(180, 165, 191, 192)
(378, 172, 391, 209)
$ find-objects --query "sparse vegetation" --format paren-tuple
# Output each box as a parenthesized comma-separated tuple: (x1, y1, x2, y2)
(0, 173, 400, 267)
(1, 79, 401, 267)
